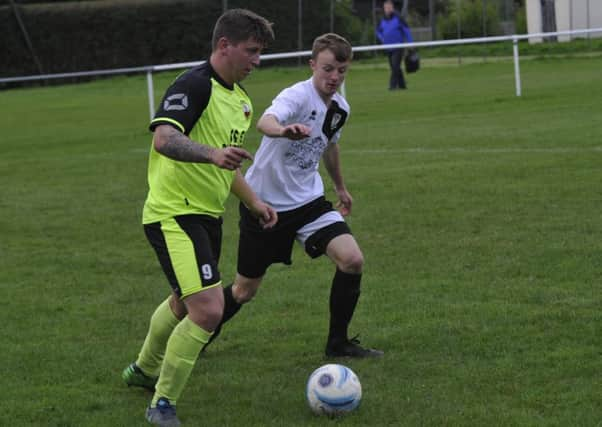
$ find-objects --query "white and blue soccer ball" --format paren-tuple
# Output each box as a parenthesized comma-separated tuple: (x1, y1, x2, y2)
(306, 364, 362, 416)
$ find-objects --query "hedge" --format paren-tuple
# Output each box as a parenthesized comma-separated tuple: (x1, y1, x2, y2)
(1, 0, 363, 78)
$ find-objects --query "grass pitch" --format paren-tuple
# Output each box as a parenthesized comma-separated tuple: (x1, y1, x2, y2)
(1, 54, 601, 426)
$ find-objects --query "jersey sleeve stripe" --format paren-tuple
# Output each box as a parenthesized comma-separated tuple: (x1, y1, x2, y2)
(150, 117, 186, 134)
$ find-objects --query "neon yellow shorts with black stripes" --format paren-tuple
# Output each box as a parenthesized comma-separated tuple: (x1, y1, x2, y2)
(143, 214, 223, 298)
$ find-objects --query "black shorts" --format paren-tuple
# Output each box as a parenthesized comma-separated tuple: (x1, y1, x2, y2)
(144, 214, 223, 298)
(237, 196, 351, 278)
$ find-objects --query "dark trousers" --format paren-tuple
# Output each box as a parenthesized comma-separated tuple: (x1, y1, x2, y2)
(387, 48, 406, 89)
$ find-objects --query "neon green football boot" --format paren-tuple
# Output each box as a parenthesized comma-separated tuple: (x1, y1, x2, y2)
(122, 363, 157, 391)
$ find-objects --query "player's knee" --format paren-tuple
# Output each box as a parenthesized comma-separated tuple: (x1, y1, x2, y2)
(194, 305, 223, 331)
(236, 287, 257, 303)
(186, 297, 224, 330)
(232, 280, 260, 304)
(232, 274, 262, 304)
(338, 251, 364, 274)
(206, 306, 224, 328)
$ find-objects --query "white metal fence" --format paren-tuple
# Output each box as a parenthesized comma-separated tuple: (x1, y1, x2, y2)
(1, 28, 601, 121)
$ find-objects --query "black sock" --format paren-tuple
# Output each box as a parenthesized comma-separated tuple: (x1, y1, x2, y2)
(222, 283, 243, 323)
(208, 284, 242, 344)
(327, 269, 361, 345)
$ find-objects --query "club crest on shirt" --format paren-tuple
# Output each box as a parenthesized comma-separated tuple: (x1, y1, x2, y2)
(322, 100, 348, 140)
(241, 101, 251, 119)
(331, 113, 342, 130)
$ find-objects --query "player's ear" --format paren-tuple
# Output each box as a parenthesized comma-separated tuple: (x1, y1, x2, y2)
(216, 37, 230, 54)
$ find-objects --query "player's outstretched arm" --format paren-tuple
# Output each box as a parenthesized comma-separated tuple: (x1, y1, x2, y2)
(256, 114, 311, 140)
(153, 124, 252, 170)
(231, 170, 278, 228)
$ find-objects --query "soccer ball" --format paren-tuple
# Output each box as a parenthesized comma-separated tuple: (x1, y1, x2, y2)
(306, 364, 362, 416)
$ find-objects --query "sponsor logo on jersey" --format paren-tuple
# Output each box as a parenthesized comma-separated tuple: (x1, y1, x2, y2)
(164, 93, 189, 111)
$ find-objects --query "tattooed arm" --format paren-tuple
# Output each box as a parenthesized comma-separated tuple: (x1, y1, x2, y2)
(153, 124, 214, 162)
(153, 124, 253, 171)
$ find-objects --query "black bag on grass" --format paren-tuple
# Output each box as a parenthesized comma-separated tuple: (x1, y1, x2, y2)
(405, 49, 420, 73)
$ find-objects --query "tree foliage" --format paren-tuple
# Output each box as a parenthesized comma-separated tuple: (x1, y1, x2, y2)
(438, 0, 502, 39)
(1, 0, 363, 77)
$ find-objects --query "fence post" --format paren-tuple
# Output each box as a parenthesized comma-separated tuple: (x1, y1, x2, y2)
(330, 0, 334, 33)
(9, 0, 44, 75)
(569, 0, 573, 41)
(372, 0, 377, 56)
(457, 0, 462, 65)
(429, 0, 436, 40)
(147, 70, 155, 121)
(298, 0, 303, 66)
(586, 0, 591, 43)
(512, 36, 521, 97)
(401, 0, 408, 18)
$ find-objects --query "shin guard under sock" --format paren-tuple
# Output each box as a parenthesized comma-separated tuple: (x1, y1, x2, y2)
(328, 269, 361, 344)
(152, 316, 212, 406)
(136, 297, 181, 377)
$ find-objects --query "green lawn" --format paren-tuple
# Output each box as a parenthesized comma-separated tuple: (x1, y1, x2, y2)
(1, 55, 601, 426)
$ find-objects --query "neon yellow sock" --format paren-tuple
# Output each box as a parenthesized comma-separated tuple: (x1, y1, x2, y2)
(152, 316, 212, 406)
(136, 297, 180, 377)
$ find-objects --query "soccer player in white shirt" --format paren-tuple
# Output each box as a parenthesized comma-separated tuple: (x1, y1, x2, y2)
(212, 33, 383, 358)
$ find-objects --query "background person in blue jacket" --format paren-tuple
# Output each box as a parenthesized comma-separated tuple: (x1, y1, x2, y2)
(376, 0, 414, 90)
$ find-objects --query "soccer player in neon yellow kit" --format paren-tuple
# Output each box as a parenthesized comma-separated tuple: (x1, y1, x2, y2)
(122, 9, 276, 427)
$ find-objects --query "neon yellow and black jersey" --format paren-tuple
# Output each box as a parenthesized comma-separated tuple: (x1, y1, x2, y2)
(143, 62, 253, 224)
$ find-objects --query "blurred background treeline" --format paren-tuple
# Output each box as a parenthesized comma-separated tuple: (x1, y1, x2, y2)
(1, 0, 532, 77)
(4, 0, 602, 82)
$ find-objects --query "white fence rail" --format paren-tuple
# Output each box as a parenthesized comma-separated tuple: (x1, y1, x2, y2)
(1, 28, 601, 120)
